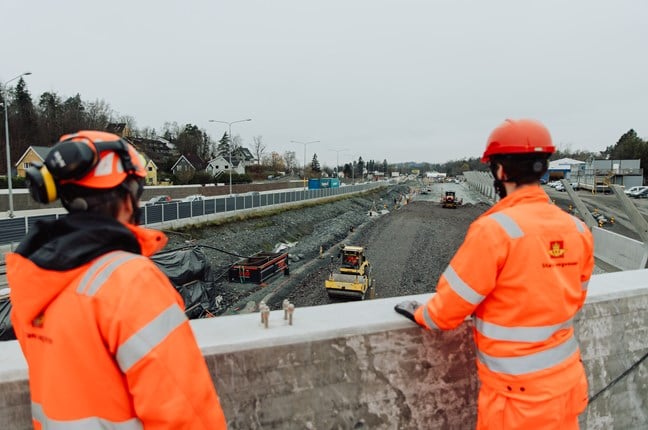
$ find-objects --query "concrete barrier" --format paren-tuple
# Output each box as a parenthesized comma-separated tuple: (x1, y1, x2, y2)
(593, 226, 648, 271)
(0, 270, 646, 429)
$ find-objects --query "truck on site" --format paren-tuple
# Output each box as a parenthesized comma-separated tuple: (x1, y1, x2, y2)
(441, 191, 462, 208)
(325, 245, 374, 300)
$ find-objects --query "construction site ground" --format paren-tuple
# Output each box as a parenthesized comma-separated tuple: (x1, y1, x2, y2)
(163, 181, 490, 315)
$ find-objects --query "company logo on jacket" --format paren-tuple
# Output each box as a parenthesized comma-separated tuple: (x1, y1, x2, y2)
(548, 241, 566, 258)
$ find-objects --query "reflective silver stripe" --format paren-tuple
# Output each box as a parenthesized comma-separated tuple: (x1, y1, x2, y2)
(474, 317, 573, 342)
(581, 280, 589, 291)
(84, 254, 140, 297)
(422, 307, 440, 330)
(444, 265, 484, 306)
(489, 212, 524, 238)
(32, 401, 142, 430)
(571, 215, 585, 233)
(116, 304, 187, 372)
(477, 335, 579, 376)
(76, 251, 126, 294)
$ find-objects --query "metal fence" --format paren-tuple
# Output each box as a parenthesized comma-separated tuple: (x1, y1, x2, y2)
(0, 182, 382, 247)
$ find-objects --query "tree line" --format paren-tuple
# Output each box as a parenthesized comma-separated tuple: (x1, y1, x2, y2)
(0, 78, 391, 183)
(1, 77, 645, 182)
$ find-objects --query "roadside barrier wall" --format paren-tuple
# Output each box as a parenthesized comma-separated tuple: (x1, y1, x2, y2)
(0, 270, 646, 429)
(0, 182, 384, 248)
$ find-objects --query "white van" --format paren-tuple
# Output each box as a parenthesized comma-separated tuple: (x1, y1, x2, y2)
(624, 186, 648, 195)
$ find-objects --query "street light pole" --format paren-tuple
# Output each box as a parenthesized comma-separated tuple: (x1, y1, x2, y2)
(2, 72, 32, 218)
(209, 118, 251, 196)
(329, 148, 347, 179)
(291, 140, 320, 190)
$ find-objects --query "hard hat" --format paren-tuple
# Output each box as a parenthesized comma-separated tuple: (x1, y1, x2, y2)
(482, 119, 555, 163)
(27, 131, 146, 204)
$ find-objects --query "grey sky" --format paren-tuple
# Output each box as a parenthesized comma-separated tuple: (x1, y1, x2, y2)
(3, 0, 647, 168)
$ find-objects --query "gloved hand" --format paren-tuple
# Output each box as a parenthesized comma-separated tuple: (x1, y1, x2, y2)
(394, 300, 422, 323)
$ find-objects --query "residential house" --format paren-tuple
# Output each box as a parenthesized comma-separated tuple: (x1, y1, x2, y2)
(171, 153, 207, 179)
(231, 147, 255, 170)
(14, 146, 51, 177)
(106, 123, 130, 138)
(142, 157, 159, 185)
(205, 155, 232, 178)
(128, 136, 177, 180)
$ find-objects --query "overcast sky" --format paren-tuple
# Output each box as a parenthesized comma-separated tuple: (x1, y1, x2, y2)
(3, 0, 647, 168)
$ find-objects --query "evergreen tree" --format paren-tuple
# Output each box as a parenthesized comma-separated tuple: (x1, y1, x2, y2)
(37, 92, 63, 143)
(311, 153, 321, 173)
(176, 124, 209, 159)
(217, 132, 230, 156)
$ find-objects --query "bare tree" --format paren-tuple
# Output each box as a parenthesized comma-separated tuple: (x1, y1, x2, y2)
(283, 150, 296, 175)
(252, 135, 266, 164)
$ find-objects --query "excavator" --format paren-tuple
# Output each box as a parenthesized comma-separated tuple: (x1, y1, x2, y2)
(325, 245, 373, 300)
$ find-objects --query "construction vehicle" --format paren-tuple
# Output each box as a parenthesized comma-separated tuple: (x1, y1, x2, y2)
(325, 245, 373, 300)
(228, 252, 289, 284)
(441, 191, 462, 209)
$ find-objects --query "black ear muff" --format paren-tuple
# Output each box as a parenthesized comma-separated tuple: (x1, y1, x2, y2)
(45, 140, 98, 180)
(26, 162, 58, 203)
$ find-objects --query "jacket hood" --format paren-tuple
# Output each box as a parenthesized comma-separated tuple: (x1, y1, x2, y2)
(7, 213, 167, 326)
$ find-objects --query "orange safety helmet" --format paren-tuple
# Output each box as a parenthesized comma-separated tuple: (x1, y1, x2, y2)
(482, 119, 555, 163)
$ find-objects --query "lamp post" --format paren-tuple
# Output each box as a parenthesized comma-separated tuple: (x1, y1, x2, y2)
(2, 72, 32, 218)
(291, 140, 319, 189)
(329, 148, 347, 180)
(209, 118, 251, 195)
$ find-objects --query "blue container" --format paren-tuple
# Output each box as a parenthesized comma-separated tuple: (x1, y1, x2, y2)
(329, 178, 340, 188)
(308, 178, 321, 189)
(320, 178, 331, 188)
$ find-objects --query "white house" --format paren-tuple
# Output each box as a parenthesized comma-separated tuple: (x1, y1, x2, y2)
(205, 155, 239, 177)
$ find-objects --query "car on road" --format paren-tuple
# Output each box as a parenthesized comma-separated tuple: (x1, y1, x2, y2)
(629, 188, 648, 199)
(145, 195, 172, 205)
(181, 194, 206, 203)
(624, 186, 648, 196)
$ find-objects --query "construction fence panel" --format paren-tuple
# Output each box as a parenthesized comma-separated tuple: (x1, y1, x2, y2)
(0, 183, 384, 247)
(0, 218, 27, 245)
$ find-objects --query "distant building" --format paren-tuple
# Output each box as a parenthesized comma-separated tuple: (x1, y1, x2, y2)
(574, 159, 643, 191)
(171, 153, 207, 177)
(205, 155, 233, 178)
(14, 146, 51, 177)
(543, 158, 585, 182)
(106, 123, 130, 137)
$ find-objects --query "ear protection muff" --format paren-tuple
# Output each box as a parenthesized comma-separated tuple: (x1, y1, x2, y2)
(45, 137, 136, 180)
(25, 162, 59, 204)
(26, 136, 138, 205)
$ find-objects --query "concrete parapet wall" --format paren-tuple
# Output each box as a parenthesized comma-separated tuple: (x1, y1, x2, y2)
(0, 271, 646, 429)
(592, 226, 648, 271)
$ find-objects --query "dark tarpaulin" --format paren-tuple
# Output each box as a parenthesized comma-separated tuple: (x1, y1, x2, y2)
(151, 247, 221, 319)
(151, 246, 208, 286)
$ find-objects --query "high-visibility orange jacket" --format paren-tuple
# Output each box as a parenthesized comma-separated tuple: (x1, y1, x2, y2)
(415, 185, 594, 400)
(8, 213, 226, 429)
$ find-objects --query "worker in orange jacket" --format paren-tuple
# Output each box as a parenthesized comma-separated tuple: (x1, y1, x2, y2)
(396, 119, 594, 429)
(8, 131, 226, 429)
